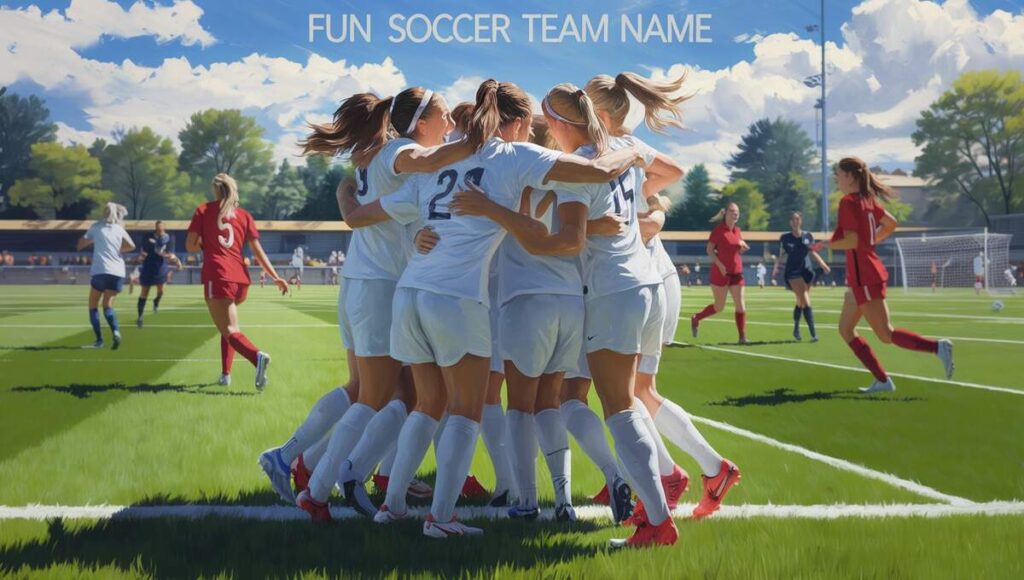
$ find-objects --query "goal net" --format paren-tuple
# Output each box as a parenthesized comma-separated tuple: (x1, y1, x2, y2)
(894, 231, 1015, 295)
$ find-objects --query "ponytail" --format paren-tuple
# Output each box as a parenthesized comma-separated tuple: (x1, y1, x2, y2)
(542, 83, 608, 154)
(465, 79, 532, 151)
(586, 71, 691, 134)
(103, 202, 127, 225)
(709, 202, 739, 224)
(212, 173, 239, 222)
(837, 157, 895, 201)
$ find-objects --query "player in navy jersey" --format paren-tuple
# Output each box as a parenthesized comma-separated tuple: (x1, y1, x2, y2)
(772, 212, 830, 341)
(135, 220, 179, 327)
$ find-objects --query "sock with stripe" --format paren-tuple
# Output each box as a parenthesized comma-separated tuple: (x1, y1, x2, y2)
(535, 408, 571, 507)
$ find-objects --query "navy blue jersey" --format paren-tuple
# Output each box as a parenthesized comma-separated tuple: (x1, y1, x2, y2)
(779, 231, 814, 275)
(141, 232, 173, 274)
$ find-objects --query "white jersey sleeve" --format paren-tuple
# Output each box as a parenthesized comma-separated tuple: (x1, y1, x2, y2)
(512, 142, 563, 192)
(379, 176, 422, 225)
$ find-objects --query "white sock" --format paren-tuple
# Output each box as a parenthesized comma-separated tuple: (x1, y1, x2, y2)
(506, 410, 538, 509)
(281, 387, 351, 464)
(535, 409, 571, 507)
(433, 412, 449, 452)
(561, 399, 619, 486)
(655, 398, 723, 475)
(344, 400, 408, 482)
(633, 399, 675, 477)
(606, 409, 669, 526)
(384, 412, 438, 515)
(303, 435, 330, 470)
(307, 403, 376, 501)
(379, 446, 397, 477)
(482, 404, 515, 496)
(430, 415, 480, 523)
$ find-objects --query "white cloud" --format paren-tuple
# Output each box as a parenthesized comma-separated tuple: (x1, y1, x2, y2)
(440, 76, 485, 107)
(55, 121, 102, 147)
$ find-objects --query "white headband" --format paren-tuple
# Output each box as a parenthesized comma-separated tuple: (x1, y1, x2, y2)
(400, 89, 433, 135)
(542, 95, 586, 126)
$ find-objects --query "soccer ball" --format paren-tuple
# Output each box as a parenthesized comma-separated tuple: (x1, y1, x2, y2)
(992, 300, 1005, 312)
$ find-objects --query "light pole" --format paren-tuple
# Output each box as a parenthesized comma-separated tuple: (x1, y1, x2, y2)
(805, 1, 828, 232)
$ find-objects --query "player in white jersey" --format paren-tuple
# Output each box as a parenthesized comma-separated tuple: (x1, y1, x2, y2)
(339, 79, 646, 539)
(77, 202, 135, 350)
(587, 71, 741, 527)
(974, 252, 986, 294)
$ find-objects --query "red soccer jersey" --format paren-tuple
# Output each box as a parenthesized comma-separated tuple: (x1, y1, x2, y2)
(188, 201, 259, 285)
(709, 222, 744, 274)
(832, 193, 888, 287)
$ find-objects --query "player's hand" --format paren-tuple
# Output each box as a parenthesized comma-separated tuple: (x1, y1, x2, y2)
(273, 277, 289, 295)
(717, 263, 728, 275)
(822, 264, 831, 274)
(414, 227, 440, 254)
(739, 240, 750, 252)
(588, 213, 627, 236)
(647, 194, 671, 214)
(451, 184, 496, 217)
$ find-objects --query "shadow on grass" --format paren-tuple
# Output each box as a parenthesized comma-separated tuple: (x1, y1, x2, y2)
(709, 387, 924, 408)
(709, 339, 802, 347)
(0, 345, 88, 352)
(12, 383, 256, 399)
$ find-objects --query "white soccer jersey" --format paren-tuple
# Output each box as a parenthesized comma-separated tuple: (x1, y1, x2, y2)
(381, 137, 561, 305)
(341, 137, 421, 281)
(973, 256, 985, 276)
(635, 191, 677, 280)
(85, 222, 133, 278)
(496, 187, 583, 306)
(555, 136, 660, 299)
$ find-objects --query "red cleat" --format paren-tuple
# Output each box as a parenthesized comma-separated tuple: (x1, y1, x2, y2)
(662, 464, 690, 510)
(625, 500, 648, 527)
(591, 484, 610, 505)
(693, 459, 740, 520)
(296, 489, 331, 523)
(372, 473, 390, 495)
(609, 516, 679, 548)
(460, 475, 489, 499)
(292, 454, 311, 495)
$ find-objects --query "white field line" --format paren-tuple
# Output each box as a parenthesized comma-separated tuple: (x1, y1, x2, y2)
(689, 415, 972, 505)
(693, 318, 1024, 345)
(673, 341, 1024, 396)
(756, 307, 1024, 324)
(3, 502, 1022, 522)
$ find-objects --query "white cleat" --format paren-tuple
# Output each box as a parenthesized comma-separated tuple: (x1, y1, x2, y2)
(937, 339, 954, 379)
(860, 377, 896, 394)
(255, 352, 271, 391)
(423, 516, 483, 538)
(217, 373, 231, 386)
(258, 448, 295, 504)
(373, 505, 408, 525)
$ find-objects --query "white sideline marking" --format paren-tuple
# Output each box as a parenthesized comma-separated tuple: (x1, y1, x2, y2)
(674, 341, 1024, 397)
(695, 318, 1024, 345)
(3, 502, 1022, 522)
(688, 415, 973, 505)
(758, 307, 1024, 324)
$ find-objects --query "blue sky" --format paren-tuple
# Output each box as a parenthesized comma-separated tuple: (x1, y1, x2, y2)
(3, 0, 1023, 179)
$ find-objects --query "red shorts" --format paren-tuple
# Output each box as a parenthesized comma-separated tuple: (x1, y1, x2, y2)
(850, 282, 886, 306)
(205, 280, 249, 303)
(711, 270, 745, 287)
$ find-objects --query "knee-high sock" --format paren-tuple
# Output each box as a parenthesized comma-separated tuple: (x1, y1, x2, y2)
(88, 308, 102, 341)
(654, 399, 723, 475)
(379, 446, 398, 477)
(482, 404, 516, 496)
(432, 413, 449, 452)
(344, 400, 408, 482)
(606, 410, 669, 526)
(220, 336, 235, 375)
(103, 307, 119, 332)
(693, 304, 717, 322)
(848, 336, 888, 382)
(735, 311, 746, 339)
(303, 435, 330, 470)
(561, 399, 618, 486)
(535, 409, 571, 507)
(384, 412, 438, 515)
(892, 328, 938, 353)
(506, 410, 538, 509)
(633, 399, 675, 476)
(137, 298, 147, 318)
(307, 403, 376, 501)
(227, 332, 260, 367)
(279, 387, 351, 465)
(153, 292, 163, 310)
(793, 305, 802, 332)
(803, 306, 817, 337)
(430, 415, 480, 523)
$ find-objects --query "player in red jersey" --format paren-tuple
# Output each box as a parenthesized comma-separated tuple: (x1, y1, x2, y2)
(821, 157, 954, 393)
(690, 201, 750, 343)
(186, 173, 288, 390)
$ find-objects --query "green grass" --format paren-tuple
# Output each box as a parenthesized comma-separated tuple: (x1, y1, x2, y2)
(0, 284, 1022, 578)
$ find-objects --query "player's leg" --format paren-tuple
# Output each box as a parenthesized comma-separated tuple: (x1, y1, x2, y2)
(505, 363, 541, 515)
(206, 294, 266, 380)
(838, 290, 892, 392)
(800, 275, 818, 341)
(153, 283, 165, 312)
(729, 282, 747, 343)
(560, 377, 623, 501)
(861, 296, 953, 378)
(690, 283, 728, 338)
(534, 371, 573, 520)
(101, 289, 122, 350)
(137, 284, 150, 326)
(480, 370, 515, 505)
(87, 286, 103, 347)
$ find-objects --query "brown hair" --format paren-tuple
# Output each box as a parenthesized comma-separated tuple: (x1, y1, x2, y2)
(836, 157, 895, 201)
(710, 201, 740, 224)
(585, 71, 691, 134)
(465, 79, 533, 151)
(529, 115, 556, 149)
(300, 88, 440, 168)
(212, 173, 239, 222)
(451, 101, 474, 134)
(543, 83, 608, 155)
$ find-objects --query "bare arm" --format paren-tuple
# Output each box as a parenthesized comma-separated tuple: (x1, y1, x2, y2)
(120, 239, 135, 252)
(344, 199, 393, 228)
(76, 237, 93, 251)
(810, 251, 830, 273)
(451, 189, 587, 257)
(875, 211, 898, 244)
(336, 176, 359, 220)
(544, 147, 643, 184)
(248, 238, 288, 294)
(394, 139, 474, 174)
(707, 240, 727, 273)
(827, 230, 858, 251)
(185, 232, 202, 253)
(637, 207, 666, 245)
(642, 152, 684, 197)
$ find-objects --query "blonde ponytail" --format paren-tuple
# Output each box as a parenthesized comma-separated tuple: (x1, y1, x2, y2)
(586, 71, 691, 134)
(213, 173, 239, 222)
(465, 79, 533, 151)
(708, 208, 726, 224)
(103, 202, 127, 225)
(542, 83, 609, 154)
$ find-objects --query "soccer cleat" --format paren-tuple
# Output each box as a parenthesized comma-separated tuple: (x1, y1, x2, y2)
(507, 505, 540, 520)
(373, 504, 407, 524)
(296, 489, 331, 523)
(254, 352, 271, 391)
(372, 473, 390, 495)
(555, 503, 578, 523)
(292, 454, 311, 495)
(343, 476, 378, 517)
(591, 484, 610, 505)
(488, 489, 511, 507)
(259, 447, 296, 504)
(859, 377, 896, 394)
(609, 476, 635, 524)
(136, 317, 143, 328)
(810, 335, 819, 343)
(423, 514, 483, 538)
(662, 464, 690, 510)
(737, 336, 749, 345)
(153, 303, 159, 314)
(111, 330, 121, 351)
(87, 340, 104, 349)
(608, 517, 679, 549)
(460, 475, 488, 499)
(937, 339, 954, 379)
(690, 315, 699, 338)
(625, 500, 648, 527)
(217, 373, 231, 386)
(693, 459, 741, 520)
(407, 478, 433, 499)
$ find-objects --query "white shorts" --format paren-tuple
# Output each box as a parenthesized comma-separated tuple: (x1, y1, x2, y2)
(339, 278, 395, 357)
(390, 287, 491, 368)
(565, 342, 591, 380)
(639, 274, 682, 375)
(585, 284, 665, 357)
(499, 294, 584, 378)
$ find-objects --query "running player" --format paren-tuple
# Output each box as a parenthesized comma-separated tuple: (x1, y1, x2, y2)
(821, 157, 954, 393)
(135, 220, 175, 328)
(691, 202, 750, 343)
(186, 173, 288, 389)
(77, 202, 134, 350)
(772, 212, 830, 341)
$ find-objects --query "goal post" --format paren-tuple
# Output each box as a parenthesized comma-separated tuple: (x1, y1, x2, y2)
(893, 230, 1014, 295)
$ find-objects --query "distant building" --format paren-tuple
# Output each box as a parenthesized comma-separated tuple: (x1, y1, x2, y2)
(877, 173, 938, 225)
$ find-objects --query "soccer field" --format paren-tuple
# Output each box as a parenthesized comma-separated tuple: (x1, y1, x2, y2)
(0, 284, 1022, 578)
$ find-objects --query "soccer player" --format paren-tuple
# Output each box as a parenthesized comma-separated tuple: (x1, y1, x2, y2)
(821, 157, 954, 393)
(690, 202, 750, 343)
(186, 174, 288, 389)
(135, 220, 175, 328)
(756, 262, 767, 288)
(77, 202, 134, 349)
(973, 252, 986, 294)
(772, 212, 830, 342)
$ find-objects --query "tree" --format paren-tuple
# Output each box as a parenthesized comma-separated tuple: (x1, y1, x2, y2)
(258, 159, 309, 219)
(292, 160, 350, 221)
(727, 117, 817, 229)
(829, 188, 913, 226)
(97, 127, 190, 219)
(178, 109, 275, 205)
(912, 69, 1024, 227)
(0, 86, 58, 217)
(8, 142, 111, 219)
(719, 179, 769, 231)
(665, 163, 716, 230)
